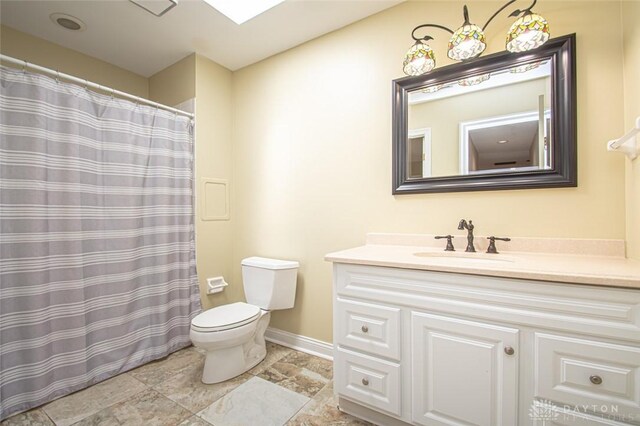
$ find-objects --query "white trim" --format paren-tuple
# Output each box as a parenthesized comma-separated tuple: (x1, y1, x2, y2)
(264, 327, 333, 361)
(459, 110, 551, 174)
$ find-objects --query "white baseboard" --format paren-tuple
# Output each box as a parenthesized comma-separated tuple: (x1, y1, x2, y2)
(264, 327, 333, 361)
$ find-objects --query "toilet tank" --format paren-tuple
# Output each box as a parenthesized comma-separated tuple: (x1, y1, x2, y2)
(241, 257, 299, 310)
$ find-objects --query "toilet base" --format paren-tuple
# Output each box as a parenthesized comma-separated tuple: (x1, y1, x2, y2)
(197, 311, 271, 384)
(202, 344, 265, 384)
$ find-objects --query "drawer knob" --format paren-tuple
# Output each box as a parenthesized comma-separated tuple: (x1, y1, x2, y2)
(590, 375, 603, 385)
(362, 378, 369, 386)
(504, 346, 515, 356)
(361, 325, 369, 333)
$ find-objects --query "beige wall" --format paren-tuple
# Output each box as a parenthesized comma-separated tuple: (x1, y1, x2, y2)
(622, 1, 640, 260)
(149, 54, 195, 107)
(409, 78, 550, 176)
(2, 3, 635, 342)
(149, 54, 236, 310)
(193, 55, 236, 310)
(232, 1, 627, 343)
(0, 25, 148, 97)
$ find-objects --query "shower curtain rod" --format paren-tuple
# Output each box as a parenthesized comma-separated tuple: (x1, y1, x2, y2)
(0, 54, 195, 119)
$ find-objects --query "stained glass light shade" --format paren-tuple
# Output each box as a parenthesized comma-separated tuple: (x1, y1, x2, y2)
(506, 13, 550, 53)
(422, 84, 443, 94)
(458, 73, 490, 87)
(447, 24, 486, 61)
(510, 61, 541, 74)
(403, 41, 436, 76)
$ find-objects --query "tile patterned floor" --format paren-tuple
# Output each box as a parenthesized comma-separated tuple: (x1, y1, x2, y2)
(2, 343, 371, 426)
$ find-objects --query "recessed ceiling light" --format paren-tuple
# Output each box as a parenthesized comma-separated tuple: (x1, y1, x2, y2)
(50, 13, 86, 31)
(202, 0, 285, 25)
(497, 140, 509, 144)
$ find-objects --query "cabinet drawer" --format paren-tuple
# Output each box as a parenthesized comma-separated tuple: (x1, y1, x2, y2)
(336, 298, 401, 360)
(535, 333, 640, 421)
(334, 348, 401, 417)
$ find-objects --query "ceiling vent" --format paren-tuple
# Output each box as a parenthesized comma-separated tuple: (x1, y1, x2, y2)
(129, 0, 178, 17)
(50, 13, 86, 31)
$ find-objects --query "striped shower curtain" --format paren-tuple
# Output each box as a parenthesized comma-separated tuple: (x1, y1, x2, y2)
(0, 66, 201, 420)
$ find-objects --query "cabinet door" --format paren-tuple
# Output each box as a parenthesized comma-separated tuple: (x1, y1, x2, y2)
(412, 312, 519, 426)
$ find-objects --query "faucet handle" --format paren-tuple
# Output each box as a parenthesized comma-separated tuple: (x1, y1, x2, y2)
(486, 236, 511, 254)
(435, 235, 455, 252)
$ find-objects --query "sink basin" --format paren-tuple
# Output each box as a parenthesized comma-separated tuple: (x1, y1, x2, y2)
(413, 252, 515, 264)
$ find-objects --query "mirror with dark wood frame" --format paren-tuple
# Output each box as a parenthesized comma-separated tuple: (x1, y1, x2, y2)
(392, 33, 576, 194)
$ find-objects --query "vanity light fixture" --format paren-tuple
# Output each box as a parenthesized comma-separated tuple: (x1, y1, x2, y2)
(403, 0, 550, 76)
(506, 11, 550, 52)
(403, 40, 436, 76)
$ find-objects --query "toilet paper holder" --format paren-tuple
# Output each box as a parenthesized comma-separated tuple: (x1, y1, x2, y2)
(206, 276, 229, 294)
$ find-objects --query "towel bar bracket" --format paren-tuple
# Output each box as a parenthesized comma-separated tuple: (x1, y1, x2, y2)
(608, 116, 640, 160)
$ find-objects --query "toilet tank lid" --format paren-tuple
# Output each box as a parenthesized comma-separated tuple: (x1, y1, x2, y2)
(241, 256, 299, 270)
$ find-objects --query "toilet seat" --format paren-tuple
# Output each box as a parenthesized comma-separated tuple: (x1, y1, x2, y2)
(191, 302, 261, 332)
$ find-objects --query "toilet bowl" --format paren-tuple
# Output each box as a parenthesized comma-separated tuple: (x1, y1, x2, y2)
(190, 257, 298, 384)
(190, 302, 271, 383)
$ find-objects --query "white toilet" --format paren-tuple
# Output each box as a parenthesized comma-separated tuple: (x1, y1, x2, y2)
(190, 257, 299, 384)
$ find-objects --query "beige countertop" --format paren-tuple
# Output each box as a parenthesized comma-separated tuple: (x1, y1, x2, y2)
(325, 234, 640, 289)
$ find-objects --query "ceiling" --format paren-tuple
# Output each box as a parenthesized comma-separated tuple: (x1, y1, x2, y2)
(0, 0, 402, 77)
(470, 120, 538, 169)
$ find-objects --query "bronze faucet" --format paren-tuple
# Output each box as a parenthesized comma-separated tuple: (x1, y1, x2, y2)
(487, 236, 511, 254)
(457, 219, 476, 252)
(434, 235, 455, 251)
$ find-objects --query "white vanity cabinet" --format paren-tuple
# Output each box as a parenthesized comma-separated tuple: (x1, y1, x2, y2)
(411, 312, 519, 426)
(331, 263, 640, 426)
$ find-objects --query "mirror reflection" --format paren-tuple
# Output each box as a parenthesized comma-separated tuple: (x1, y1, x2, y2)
(406, 60, 552, 179)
